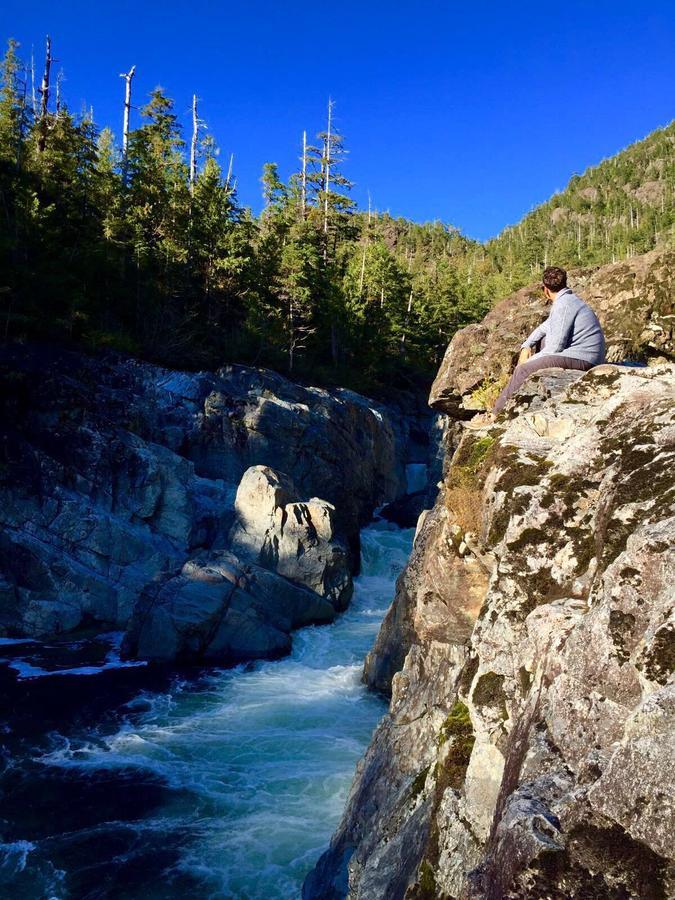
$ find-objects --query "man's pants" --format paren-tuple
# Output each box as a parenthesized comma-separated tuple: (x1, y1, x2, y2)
(493, 345, 592, 414)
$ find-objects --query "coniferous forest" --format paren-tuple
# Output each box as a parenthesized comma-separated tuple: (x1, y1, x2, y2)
(1, 37, 674, 392)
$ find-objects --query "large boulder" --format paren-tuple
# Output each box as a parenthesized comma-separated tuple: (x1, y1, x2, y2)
(122, 551, 335, 665)
(307, 362, 675, 900)
(150, 363, 406, 544)
(429, 246, 675, 416)
(229, 466, 353, 610)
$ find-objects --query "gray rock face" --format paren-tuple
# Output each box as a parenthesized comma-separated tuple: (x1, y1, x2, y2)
(306, 327, 675, 892)
(151, 363, 406, 544)
(229, 465, 353, 610)
(122, 550, 335, 664)
(0, 344, 405, 656)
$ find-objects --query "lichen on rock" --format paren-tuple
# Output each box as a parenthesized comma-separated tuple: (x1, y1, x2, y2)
(305, 251, 675, 900)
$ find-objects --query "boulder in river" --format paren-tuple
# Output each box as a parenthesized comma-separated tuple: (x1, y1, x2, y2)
(229, 465, 353, 611)
(122, 550, 335, 665)
(0, 344, 406, 645)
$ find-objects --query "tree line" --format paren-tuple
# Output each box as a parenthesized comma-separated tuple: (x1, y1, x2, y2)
(0, 38, 497, 392)
(1, 37, 672, 392)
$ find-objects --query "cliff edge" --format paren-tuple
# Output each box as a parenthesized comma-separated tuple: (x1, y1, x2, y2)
(305, 249, 675, 899)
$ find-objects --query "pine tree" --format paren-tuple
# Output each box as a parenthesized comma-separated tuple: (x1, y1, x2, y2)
(123, 88, 192, 354)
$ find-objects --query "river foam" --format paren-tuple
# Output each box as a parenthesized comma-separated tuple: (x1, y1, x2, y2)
(2, 520, 412, 899)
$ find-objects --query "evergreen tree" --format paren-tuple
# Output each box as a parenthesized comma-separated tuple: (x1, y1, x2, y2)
(123, 88, 192, 355)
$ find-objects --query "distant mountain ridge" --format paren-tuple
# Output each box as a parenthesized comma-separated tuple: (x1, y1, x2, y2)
(484, 120, 675, 291)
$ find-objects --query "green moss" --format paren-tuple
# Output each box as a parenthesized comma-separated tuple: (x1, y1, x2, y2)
(567, 526, 596, 573)
(487, 502, 512, 546)
(450, 434, 497, 485)
(418, 860, 437, 897)
(589, 369, 622, 388)
(597, 430, 675, 565)
(469, 373, 509, 411)
(434, 702, 476, 790)
(494, 454, 553, 495)
(410, 765, 431, 801)
(541, 472, 579, 509)
(507, 565, 568, 622)
(608, 609, 637, 664)
(458, 655, 479, 697)
(438, 701, 473, 747)
(506, 526, 548, 554)
(637, 624, 675, 685)
(472, 672, 508, 720)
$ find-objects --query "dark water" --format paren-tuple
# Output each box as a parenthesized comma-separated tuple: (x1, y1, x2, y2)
(0, 522, 413, 899)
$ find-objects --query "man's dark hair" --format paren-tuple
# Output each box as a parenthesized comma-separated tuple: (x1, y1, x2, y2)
(542, 266, 567, 293)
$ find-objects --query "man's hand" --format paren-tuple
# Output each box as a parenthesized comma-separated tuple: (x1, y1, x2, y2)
(517, 346, 533, 366)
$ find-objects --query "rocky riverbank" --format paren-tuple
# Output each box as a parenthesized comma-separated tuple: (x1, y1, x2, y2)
(305, 248, 675, 899)
(0, 344, 429, 666)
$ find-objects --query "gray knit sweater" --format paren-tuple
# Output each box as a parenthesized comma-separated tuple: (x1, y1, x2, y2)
(521, 288, 606, 365)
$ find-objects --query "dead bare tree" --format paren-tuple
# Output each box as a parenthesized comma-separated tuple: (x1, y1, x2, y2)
(30, 47, 37, 116)
(119, 65, 136, 163)
(301, 130, 307, 218)
(190, 94, 199, 192)
(225, 153, 234, 193)
(37, 35, 53, 152)
(55, 68, 64, 116)
(323, 98, 333, 237)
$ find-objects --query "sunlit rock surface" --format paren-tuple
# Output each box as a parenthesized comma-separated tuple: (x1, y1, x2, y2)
(229, 465, 353, 610)
(306, 249, 675, 899)
(0, 345, 405, 658)
(429, 247, 675, 416)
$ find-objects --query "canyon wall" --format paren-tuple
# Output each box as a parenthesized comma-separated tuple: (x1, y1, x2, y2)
(305, 248, 675, 899)
(0, 345, 409, 663)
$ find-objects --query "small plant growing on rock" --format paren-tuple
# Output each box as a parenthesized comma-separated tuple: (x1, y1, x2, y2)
(445, 435, 497, 533)
(469, 373, 509, 411)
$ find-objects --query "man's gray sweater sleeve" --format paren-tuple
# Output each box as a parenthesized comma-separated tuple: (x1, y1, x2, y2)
(521, 317, 550, 349)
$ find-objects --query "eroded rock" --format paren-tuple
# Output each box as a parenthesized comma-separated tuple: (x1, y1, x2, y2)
(306, 349, 675, 898)
(122, 550, 335, 665)
(229, 465, 353, 610)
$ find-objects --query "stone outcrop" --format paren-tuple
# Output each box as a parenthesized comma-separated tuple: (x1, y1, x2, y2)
(306, 250, 675, 899)
(430, 247, 675, 417)
(229, 465, 352, 610)
(0, 344, 405, 657)
(122, 550, 334, 665)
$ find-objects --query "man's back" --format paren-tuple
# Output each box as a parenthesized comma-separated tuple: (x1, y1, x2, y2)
(547, 288, 605, 365)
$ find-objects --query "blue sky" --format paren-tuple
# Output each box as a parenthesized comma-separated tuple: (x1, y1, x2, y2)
(2, 1, 674, 240)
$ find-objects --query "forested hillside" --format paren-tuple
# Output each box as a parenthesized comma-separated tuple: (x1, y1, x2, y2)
(487, 121, 675, 289)
(0, 37, 673, 391)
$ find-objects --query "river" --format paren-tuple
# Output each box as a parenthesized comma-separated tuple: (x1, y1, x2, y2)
(0, 519, 414, 899)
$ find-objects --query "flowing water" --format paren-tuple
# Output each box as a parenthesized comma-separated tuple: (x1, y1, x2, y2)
(0, 520, 413, 900)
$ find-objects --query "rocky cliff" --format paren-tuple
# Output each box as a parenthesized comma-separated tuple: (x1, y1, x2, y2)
(305, 249, 675, 899)
(0, 344, 409, 663)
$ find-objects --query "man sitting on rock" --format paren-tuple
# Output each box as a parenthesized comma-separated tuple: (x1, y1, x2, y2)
(466, 266, 605, 428)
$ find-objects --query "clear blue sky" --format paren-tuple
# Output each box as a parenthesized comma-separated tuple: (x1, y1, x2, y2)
(2, 1, 674, 240)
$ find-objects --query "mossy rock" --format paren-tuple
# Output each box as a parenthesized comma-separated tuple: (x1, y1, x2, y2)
(434, 702, 476, 790)
(409, 765, 431, 801)
(472, 672, 508, 720)
(438, 701, 473, 747)
(458, 655, 479, 697)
